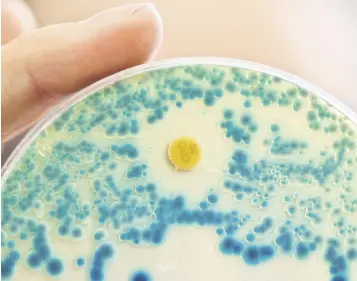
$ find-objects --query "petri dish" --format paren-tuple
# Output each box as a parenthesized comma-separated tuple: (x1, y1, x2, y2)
(2, 57, 357, 281)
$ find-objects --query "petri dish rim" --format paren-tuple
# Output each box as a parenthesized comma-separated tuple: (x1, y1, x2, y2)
(2, 56, 357, 184)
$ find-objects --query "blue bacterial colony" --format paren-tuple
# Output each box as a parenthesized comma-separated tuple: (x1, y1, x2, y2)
(1, 64, 357, 281)
(130, 270, 152, 281)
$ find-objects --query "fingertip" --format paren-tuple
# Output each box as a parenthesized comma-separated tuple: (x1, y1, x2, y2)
(1, 1, 23, 44)
(125, 3, 164, 64)
(82, 3, 163, 62)
(1, 3, 164, 141)
(136, 3, 164, 60)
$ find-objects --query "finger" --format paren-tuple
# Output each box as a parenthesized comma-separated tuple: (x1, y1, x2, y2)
(1, 3, 163, 142)
(1, 0, 24, 44)
(4, 0, 38, 33)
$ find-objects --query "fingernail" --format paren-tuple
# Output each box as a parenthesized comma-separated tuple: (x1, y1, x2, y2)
(5, 0, 38, 31)
(135, 4, 163, 60)
(125, 3, 158, 15)
(134, 3, 162, 25)
(132, 3, 159, 13)
(82, 3, 160, 25)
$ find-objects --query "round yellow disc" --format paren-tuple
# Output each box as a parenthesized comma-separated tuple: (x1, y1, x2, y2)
(168, 137, 202, 170)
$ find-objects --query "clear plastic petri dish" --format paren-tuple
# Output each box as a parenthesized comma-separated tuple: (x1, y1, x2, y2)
(2, 57, 357, 281)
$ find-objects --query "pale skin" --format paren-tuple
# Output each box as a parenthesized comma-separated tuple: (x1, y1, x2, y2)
(1, 2, 163, 143)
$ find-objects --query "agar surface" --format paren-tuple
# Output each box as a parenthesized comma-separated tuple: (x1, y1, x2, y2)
(2, 64, 357, 281)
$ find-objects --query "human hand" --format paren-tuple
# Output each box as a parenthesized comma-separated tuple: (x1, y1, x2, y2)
(1, 2, 163, 143)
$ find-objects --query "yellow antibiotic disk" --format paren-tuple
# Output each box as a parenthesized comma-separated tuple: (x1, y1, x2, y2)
(168, 137, 202, 171)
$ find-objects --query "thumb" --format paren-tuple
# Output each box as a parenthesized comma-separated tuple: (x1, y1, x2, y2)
(1, 3, 163, 142)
